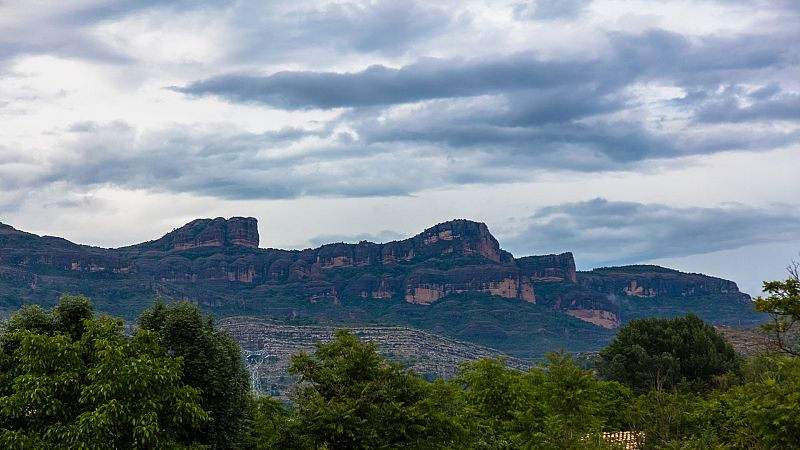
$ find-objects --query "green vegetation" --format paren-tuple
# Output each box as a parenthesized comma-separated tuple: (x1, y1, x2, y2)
(598, 314, 740, 393)
(1, 268, 798, 449)
(139, 300, 251, 449)
(754, 261, 800, 356)
(243, 326, 800, 449)
(0, 295, 208, 449)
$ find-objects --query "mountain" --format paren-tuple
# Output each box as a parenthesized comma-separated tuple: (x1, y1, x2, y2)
(0, 217, 764, 356)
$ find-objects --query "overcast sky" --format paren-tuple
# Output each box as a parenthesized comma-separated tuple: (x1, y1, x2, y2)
(1, 0, 798, 295)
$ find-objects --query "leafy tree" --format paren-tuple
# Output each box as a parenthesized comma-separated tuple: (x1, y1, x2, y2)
(524, 353, 632, 449)
(754, 260, 800, 356)
(459, 353, 631, 449)
(458, 358, 526, 448)
(717, 354, 800, 449)
(598, 314, 740, 393)
(53, 294, 93, 340)
(244, 396, 294, 450)
(139, 300, 251, 449)
(631, 355, 800, 449)
(288, 330, 460, 449)
(0, 295, 208, 449)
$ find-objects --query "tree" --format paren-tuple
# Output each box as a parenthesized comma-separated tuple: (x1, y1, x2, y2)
(288, 330, 460, 449)
(244, 396, 294, 450)
(630, 355, 800, 449)
(458, 353, 631, 449)
(53, 294, 93, 340)
(754, 259, 800, 356)
(458, 358, 525, 449)
(139, 300, 251, 449)
(598, 314, 740, 393)
(521, 352, 632, 449)
(0, 295, 208, 449)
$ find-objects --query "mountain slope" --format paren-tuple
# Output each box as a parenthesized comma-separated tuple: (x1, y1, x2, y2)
(0, 218, 764, 356)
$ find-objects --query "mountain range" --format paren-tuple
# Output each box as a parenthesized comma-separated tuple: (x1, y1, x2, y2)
(0, 217, 764, 356)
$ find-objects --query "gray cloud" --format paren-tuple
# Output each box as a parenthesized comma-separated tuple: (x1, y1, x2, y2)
(2, 98, 793, 205)
(173, 55, 601, 109)
(349, 94, 799, 170)
(9, 122, 453, 200)
(174, 25, 799, 135)
(1, 1, 798, 210)
(224, 0, 459, 64)
(513, 0, 592, 20)
(694, 86, 800, 123)
(501, 198, 800, 266)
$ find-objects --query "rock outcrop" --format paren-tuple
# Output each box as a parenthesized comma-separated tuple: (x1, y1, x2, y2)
(579, 265, 748, 301)
(0, 218, 760, 336)
(517, 253, 577, 282)
(132, 217, 259, 251)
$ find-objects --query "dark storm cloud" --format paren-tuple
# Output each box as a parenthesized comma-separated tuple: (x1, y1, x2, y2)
(501, 198, 800, 265)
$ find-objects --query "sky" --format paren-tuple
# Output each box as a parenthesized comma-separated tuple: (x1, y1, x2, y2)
(1, 0, 798, 295)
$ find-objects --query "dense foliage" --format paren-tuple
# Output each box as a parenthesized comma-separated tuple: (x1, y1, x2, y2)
(598, 314, 740, 393)
(139, 301, 251, 449)
(0, 295, 208, 449)
(755, 265, 800, 356)
(244, 323, 800, 449)
(242, 332, 633, 449)
(2, 278, 799, 449)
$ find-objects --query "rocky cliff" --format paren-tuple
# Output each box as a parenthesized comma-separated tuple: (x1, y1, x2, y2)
(0, 218, 763, 356)
(131, 217, 260, 251)
(579, 265, 745, 298)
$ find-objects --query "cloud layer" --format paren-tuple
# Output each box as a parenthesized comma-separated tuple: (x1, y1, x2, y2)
(501, 199, 800, 266)
(0, 0, 798, 277)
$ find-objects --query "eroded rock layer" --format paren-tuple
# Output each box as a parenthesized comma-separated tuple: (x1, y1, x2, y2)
(0, 217, 758, 337)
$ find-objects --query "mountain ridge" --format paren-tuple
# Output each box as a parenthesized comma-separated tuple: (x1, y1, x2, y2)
(0, 217, 764, 356)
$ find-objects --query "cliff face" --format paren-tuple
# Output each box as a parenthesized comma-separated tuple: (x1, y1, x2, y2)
(517, 253, 577, 282)
(578, 266, 748, 301)
(0, 218, 542, 306)
(0, 218, 760, 334)
(132, 217, 259, 251)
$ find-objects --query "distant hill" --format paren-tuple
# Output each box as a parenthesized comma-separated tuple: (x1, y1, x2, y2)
(220, 317, 535, 398)
(0, 217, 765, 357)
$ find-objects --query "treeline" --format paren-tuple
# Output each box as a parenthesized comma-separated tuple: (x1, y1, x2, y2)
(0, 277, 799, 449)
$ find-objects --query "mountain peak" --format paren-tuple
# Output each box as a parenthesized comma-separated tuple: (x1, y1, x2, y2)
(136, 217, 259, 251)
(413, 219, 502, 263)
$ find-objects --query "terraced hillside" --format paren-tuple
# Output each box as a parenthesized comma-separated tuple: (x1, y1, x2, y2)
(219, 317, 534, 398)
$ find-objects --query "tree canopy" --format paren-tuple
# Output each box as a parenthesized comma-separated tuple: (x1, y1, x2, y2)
(598, 314, 740, 393)
(139, 300, 251, 449)
(0, 295, 208, 449)
(754, 260, 800, 356)
(287, 329, 462, 449)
